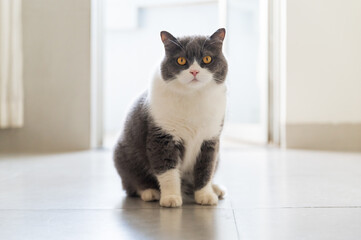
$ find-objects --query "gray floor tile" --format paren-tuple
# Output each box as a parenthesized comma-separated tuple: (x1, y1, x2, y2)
(226, 174, 361, 208)
(0, 209, 238, 240)
(0, 152, 125, 210)
(219, 149, 361, 208)
(234, 208, 361, 240)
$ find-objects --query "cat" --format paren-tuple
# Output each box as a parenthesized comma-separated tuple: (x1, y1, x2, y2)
(114, 28, 228, 207)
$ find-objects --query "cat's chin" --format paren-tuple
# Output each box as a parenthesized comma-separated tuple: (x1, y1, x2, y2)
(163, 81, 204, 95)
(176, 76, 206, 85)
(189, 78, 202, 84)
(178, 76, 213, 88)
(179, 79, 210, 91)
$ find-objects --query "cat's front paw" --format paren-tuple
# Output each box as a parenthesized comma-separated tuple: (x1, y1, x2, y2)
(160, 195, 183, 208)
(195, 190, 218, 205)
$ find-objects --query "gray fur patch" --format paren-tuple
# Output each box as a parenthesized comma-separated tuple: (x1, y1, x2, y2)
(114, 92, 184, 195)
(193, 139, 219, 191)
(146, 125, 184, 174)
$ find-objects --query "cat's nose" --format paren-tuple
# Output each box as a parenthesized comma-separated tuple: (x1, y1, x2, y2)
(190, 70, 199, 77)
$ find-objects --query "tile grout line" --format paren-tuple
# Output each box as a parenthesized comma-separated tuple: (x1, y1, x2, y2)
(232, 209, 241, 240)
(0, 207, 232, 211)
(1, 206, 361, 211)
(251, 206, 361, 209)
(230, 199, 241, 240)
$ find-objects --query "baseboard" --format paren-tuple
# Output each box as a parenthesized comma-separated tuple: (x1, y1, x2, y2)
(285, 123, 361, 152)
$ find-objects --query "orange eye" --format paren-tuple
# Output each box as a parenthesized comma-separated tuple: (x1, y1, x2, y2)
(203, 56, 212, 64)
(177, 57, 187, 65)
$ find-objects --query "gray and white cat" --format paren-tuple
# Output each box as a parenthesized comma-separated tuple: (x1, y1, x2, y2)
(114, 29, 228, 207)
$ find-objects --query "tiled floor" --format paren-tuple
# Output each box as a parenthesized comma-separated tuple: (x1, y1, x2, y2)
(0, 147, 361, 240)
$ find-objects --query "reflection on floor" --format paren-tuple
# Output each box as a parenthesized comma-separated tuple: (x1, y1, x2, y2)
(0, 147, 361, 240)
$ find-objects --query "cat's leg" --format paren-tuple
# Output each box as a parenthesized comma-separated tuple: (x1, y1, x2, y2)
(157, 169, 182, 207)
(147, 127, 184, 208)
(194, 139, 219, 205)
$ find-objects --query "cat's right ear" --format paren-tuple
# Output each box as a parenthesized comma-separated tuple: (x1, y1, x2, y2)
(210, 28, 226, 42)
(160, 31, 177, 44)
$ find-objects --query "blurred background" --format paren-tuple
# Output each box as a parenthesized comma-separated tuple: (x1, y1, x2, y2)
(0, 0, 360, 153)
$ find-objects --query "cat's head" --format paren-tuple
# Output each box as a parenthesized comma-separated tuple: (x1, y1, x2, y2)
(160, 29, 228, 90)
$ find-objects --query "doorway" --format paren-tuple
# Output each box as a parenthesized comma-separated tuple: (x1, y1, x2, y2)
(97, 0, 270, 148)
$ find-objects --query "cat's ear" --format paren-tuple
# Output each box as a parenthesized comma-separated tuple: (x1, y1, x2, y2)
(160, 31, 177, 44)
(210, 28, 226, 42)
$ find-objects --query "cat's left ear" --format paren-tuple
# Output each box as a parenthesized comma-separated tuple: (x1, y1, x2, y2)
(160, 31, 177, 44)
(210, 28, 226, 42)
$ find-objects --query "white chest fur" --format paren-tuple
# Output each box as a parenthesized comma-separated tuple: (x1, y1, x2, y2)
(148, 73, 226, 172)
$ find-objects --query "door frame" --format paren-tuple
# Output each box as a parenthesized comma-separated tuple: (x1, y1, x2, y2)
(90, 0, 104, 148)
(268, 0, 285, 146)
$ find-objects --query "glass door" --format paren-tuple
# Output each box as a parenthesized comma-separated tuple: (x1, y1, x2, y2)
(222, 0, 269, 144)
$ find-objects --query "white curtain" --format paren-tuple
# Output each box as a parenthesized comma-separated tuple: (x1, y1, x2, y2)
(0, 0, 23, 128)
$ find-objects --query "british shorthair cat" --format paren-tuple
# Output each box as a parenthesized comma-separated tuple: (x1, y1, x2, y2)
(114, 29, 228, 207)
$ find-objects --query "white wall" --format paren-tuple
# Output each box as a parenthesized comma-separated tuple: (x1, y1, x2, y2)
(286, 0, 361, 124)
(0, 0, 91, 152)
(282, 0, 361, 151)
